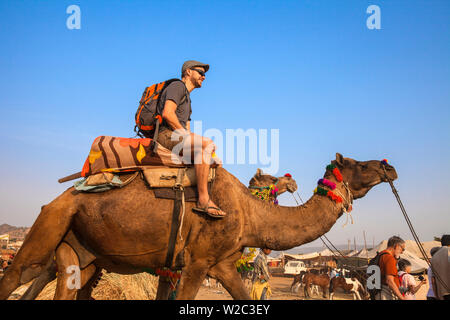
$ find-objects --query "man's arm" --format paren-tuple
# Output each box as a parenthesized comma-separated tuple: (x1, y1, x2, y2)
(386, 275, 405, 300)
(410, 279, 426, 295)
(261, 262, 271, 282)
(162, 100, 186, 132)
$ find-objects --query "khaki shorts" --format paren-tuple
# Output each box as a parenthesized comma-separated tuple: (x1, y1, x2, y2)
(376, 284, 398, 300)
(156, 129, 185, 151)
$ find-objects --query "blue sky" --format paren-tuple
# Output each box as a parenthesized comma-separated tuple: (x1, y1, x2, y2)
(0, 0, 449, 248)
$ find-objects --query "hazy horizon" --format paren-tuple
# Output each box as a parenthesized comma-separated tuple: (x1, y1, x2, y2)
(1, 1, 449, 245)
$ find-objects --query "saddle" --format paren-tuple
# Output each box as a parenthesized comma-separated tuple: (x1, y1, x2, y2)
(74, 134, 218, 200)
(75, 166, 215, 202)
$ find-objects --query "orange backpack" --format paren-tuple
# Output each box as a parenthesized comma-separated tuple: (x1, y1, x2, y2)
(134, 78, 187, 139)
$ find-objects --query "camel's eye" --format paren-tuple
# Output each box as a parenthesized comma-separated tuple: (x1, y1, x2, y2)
(361, 164, 368, 170)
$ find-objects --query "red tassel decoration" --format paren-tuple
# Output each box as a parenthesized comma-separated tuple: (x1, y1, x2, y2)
(332, 168, 343, 182)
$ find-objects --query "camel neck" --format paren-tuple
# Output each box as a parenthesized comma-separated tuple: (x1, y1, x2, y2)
(242, 173, 348, 250)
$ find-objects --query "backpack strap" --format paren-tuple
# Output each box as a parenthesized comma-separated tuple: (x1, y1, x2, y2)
(151, 79, 186, 153)
(157, 79, 189, 113)
(376, 251, 388, 264)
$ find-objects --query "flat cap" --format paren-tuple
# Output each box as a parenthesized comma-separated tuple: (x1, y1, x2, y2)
(182, 60, 210, 74)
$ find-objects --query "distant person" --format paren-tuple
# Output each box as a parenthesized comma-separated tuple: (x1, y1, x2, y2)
(2, 260, 9, 273)
(329, 267, 337, 279)
(431, 234, 450, 300)
(251, 248, 272, 300)
(1, 259, 6, 272)
(328, 267, 337, 292)
(376, 236, 406, 300)
(398, 258, 427, 300)
(426, 247, 441, 300)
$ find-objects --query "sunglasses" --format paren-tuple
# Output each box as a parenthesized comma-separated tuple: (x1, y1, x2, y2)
(191, 68, 206, 77)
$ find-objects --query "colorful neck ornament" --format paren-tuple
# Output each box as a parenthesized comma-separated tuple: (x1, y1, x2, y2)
(314, 186, 343, 203)
(313, 163, 346, 204)
(249, 173, 293, 205)
(250, 184, 279, 204)
(326, 164, 343, 182)
(317, 178, 336, 190)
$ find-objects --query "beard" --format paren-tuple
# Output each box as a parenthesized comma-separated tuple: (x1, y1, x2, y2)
(194, 78, 203, 88)
(190, 75, 203, 88)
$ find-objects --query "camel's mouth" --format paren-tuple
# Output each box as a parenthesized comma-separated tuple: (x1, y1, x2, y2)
(382, 165, 398, 182)
(287, 183, 298, 193)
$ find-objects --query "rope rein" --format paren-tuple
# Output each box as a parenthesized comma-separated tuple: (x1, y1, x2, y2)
(381, 163, 450, 293)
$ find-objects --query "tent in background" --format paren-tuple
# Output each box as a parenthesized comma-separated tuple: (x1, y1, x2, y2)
(317, 248, 335, 257)
(353, 248, 371, 259)
(366, 240, 432, 273)
(367, 240, 440, 260)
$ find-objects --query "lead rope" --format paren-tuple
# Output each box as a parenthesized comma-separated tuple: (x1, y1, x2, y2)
(382, 163, 450, 293)
(175, 168, 186, 241)
(334, 182, 354, 227)
(178, 186, 185, 241)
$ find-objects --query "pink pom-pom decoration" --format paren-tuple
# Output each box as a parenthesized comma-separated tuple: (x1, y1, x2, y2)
(318, 178, 336, 190)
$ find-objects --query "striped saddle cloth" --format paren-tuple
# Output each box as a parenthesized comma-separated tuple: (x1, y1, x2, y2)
(80, 135, 188, 178)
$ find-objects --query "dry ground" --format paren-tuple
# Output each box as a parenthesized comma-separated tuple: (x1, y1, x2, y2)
(195, 276, 430, 300)
(5, 273, 429, 300)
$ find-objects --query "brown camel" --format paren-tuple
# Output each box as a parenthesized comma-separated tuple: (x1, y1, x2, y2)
(248, 169, 298, 203)
(18, 170, 298, 300)
(0, 153, 397, 300)
(303, 272, 330, 299)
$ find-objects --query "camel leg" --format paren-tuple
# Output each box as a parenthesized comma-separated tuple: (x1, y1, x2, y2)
(20, 258, 57, 300)
(0, 191, 77, 300)
(53, 243, 96, 300)
(76, 266, 102, 300)
(155, 277, 173, 300)
(208, 257, 251, 300)
(175, 262, 209, 300)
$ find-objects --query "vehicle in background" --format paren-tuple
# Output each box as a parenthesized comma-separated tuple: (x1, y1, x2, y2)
(284, 260, 307, 275)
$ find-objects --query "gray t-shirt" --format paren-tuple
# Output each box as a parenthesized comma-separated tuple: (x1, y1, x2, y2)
(159, 80, 191, 131)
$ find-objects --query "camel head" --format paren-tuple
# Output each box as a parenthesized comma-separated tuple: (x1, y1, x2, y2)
(330, 153, 398, 200)
(249, 169, 298, 194)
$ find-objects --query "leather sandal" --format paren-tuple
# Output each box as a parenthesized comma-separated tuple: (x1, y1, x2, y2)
(192, 198, 226, 219)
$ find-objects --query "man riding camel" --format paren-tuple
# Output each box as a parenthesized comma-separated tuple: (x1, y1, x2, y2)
(155, 60, 226, 219)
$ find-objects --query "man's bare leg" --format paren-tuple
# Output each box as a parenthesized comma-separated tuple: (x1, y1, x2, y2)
(188, 133, 225, 217)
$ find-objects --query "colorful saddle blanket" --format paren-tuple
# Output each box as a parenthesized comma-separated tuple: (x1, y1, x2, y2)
(81, 136, 187, 178)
